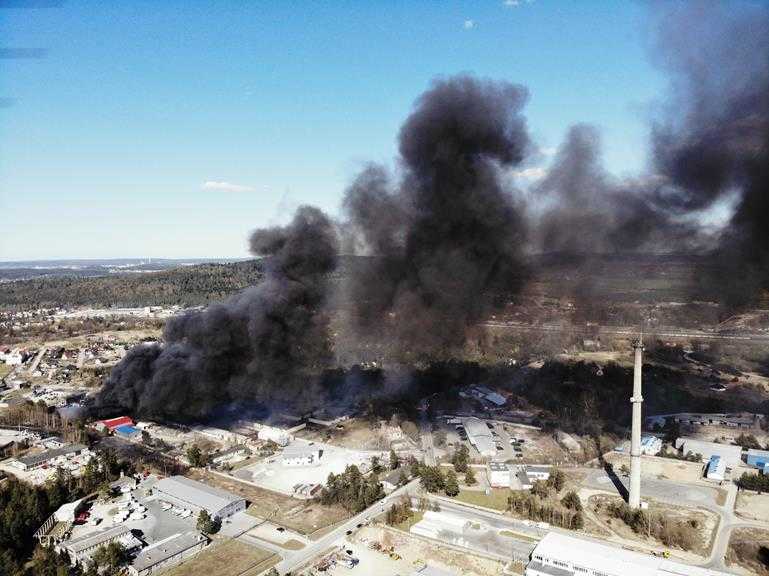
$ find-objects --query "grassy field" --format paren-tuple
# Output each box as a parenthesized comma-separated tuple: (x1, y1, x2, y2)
(392, 510, 425, 532)
(453, 489, 510, 511)
(163, 540, 277, 576)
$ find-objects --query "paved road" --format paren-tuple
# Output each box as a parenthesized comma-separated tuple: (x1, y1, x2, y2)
(420, 416, 436, 466)
(409, 501, 536, 562)
(426, 495, 545, 540)
(273, 479, 420, 574)
(580, 466, 769, 572)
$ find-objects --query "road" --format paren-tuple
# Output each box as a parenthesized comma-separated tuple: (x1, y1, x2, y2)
(420, 416, 436, 466)
(580, 465, 769, 572)
(482, 321, 769, 343)
(272, 479, 420, 574)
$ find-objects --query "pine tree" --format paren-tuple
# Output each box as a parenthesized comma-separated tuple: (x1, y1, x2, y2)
(465, 467, 477, 486)
(389, 449, 400, 470)
(444, 470, 460, 497)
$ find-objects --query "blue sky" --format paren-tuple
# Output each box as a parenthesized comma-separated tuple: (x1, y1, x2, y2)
(0, 0, 665, 260)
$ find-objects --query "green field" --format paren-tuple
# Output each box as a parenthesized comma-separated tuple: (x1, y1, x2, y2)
(453, 489, 511, 511)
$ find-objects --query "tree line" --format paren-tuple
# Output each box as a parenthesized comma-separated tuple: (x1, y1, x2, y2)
(0, 261, 264, 309)
(319, 465, 385, 513)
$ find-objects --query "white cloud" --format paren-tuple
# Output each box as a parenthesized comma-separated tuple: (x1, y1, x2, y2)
(540, 146, 557, 157)
(463, 19, 475, 29)
(201, 180, 256, 193)
(503, 0, 521, 6)
(514, 167, 547, 181)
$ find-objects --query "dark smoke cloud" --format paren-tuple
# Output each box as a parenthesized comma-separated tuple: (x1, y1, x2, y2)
(533, 2, 768, 309)
(649, 1, 769, 307)
(96, 206, 338, 420)
(534, 124, 704, 255)
(343, 76, 530, 358)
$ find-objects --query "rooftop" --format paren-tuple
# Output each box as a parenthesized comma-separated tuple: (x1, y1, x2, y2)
(131, 531, 207, 572)
(154, 476, 244, 513)
(532, 531, 731, 576)
(99, 416, 134, 430)
(63, 525, 132, 554)
(17, 443, 87, 467)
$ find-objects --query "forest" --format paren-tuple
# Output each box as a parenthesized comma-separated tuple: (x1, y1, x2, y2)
(0, 260, 264, 309)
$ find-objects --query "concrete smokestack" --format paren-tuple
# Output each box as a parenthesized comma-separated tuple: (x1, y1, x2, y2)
(629, 338, 644, 509)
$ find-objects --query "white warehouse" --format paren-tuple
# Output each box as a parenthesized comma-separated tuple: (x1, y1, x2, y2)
(257, 425, 292, 447)
(153, 476, 246, 520)
(463, 418, 497, 458)
(526, 532, 731, 576)
(281, 444, 321, 467)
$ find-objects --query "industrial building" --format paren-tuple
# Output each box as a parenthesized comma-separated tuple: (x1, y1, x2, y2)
(706, 455, 726, 481)
(488, 461, 511, 488)
(463, 418, 496, 458)
(11, 443, 88, 471)
(640, 435, 662, 455)
(257, 425, 292, 446)
(674, 438, 742, 468)
(114, 424, 142, 441)
(94, 416, 134, 433)
(58, 525, 141, 566)
(746, 448, 769, 470)
(525, 531, 731, 576)
(514, 465, 551, 490)
(128, 531, 208, 576)
(281, 444, 321, 466)
(153, 476, 246, 520)
(646, 413, 759, 429)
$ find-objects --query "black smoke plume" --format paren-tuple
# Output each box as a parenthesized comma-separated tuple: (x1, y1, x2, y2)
(650, 1, 769, 307)
(342, 76, 530, 358)
(95, 206, 338, 420)
(532, 2, 768, 309)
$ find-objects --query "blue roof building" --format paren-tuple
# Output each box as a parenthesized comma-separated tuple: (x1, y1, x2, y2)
(747, 449, 769, 470)
(114, 424, 142, 441)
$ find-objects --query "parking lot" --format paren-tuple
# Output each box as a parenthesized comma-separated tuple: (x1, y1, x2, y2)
(444, 418, 535, 462)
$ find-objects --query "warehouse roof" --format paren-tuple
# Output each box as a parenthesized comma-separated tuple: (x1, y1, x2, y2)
(131, 531, 207, 572)
(464, 418, 496, 456)
(64, 525, 132, 554)
(154, 476, 244, 513)
(17, 443, 86, 467)
(532, 531, 731, 576)
(99, 416, 134, 430)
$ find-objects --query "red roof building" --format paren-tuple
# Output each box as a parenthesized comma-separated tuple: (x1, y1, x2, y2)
(96, 416, 135, 432)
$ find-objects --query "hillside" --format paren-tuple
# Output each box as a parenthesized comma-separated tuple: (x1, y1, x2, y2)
(0, 260, 264, 308)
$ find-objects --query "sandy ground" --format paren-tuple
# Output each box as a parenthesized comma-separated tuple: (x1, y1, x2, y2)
(736, 493, 769, 523)
(316, 525, 510, 576)
(605, 452, 706, 484)
(586, 493, 718, 562)
(298, 419, 393, 451)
